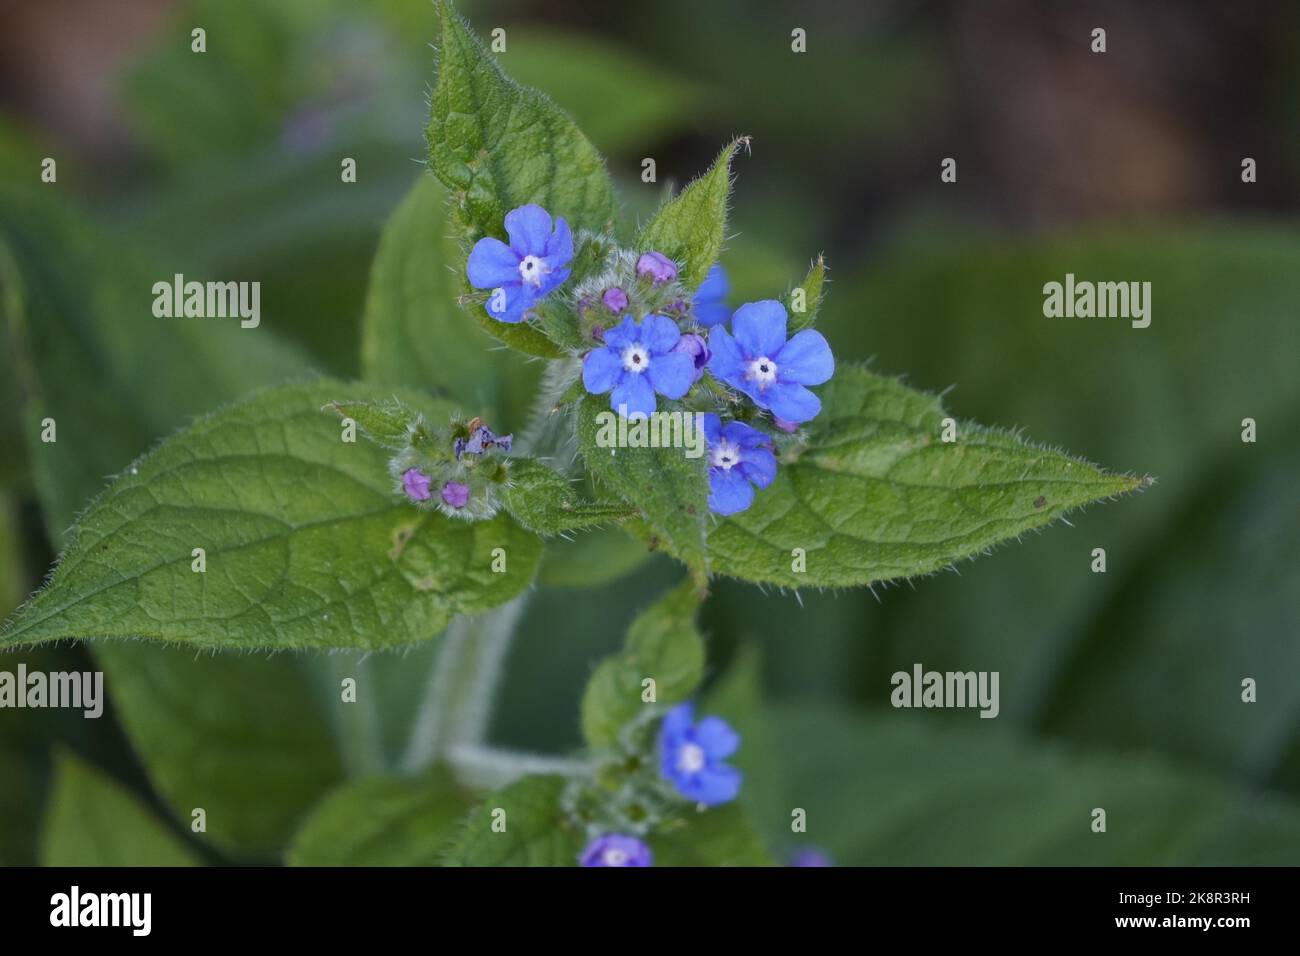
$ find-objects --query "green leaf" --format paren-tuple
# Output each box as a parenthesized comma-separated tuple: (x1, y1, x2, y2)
(635, 139, 742, 290)
(653, 804, 773, 866)
(538, 527, 653, 589)
(737, 704, 1300, 865)
(443, 775, 583, 866)
(1, 381, 543, 650)
(427, 0, 617, 240)
(91, 640, 344, 858)
(325, 397, 428, 451)
(581, 580, 705, 748)
(786, 254, 826, 332)
(288, 770, 471, 866)
(576, 396, 710, 584)
(501, 458, 636, 535)
(692, 364, 1145, 588)
(361, 174, 542, 406)
(40, 753, 200, 867)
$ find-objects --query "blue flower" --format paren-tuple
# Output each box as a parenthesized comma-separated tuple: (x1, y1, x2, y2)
(580, 834, 653, 867)
(582, 314, 695, 417)
(466, 204, 573, 323)
(693, 263, 730, 328)
(658, 703, 741, 806)
(703, 414, 776, 516)
(789, 847, 833, 867)
(707, 300, 834, 423)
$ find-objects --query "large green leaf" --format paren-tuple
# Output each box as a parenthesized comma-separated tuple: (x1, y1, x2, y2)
(287, 770, 470, 866)
(442, 775, 584, 866)
(426, 0, 617, 240)
(697, 364, 1144, 588)
(733, 704, 1300, 865)
(635, 139, 741, 290)
(92, 640, 344, 858)
(576, 397, 710, 583)
(40, 753, 201, 867)
(652, 804, 773, 866)
(1, 382, 543, 650)
(581, 580, 705, 749)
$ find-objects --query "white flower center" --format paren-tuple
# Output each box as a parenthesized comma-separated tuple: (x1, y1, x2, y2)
(710, 439, 741, 471)
(676, 742, 707, 774)
(747, 356, 778, 390)
(603, 848, 629, 866)
(518, 254, 549, 288)
(622, 344, 651, 374)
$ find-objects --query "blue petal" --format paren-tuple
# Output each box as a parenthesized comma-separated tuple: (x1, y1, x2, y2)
(730, 300, 788, 358)
(765, 381, 821, 423)
(660, 703, 694, 745)
(694, 299, 732, 328)
(640, 313, 681, 354)
(602, 314, 639, 351)
(702, 413, 723, 447)
(708, 467, 755, 515)
(738, 445, 777, 489)
(485, 284, 534, 324)
(503, 204, 552, 255)
(611, 374, 656, 417)
(774, 328, 834, 385)
(722, 419, 770, 450)
(582, 347, 624, 394)
(646, 351, 694, 400)
(696, 263, 729, 303)
(693, 716, 740, 758)
(694, 764, 742, 806)
(706, 325, 747, 383)
(466, 237, 519, 289)
(545, 215, 574, 264)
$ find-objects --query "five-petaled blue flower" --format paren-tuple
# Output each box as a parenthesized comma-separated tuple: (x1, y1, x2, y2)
(703, 414, 776, 516)
(693, 263, 731, 328)
(658, 703, 741, 806)
(707, 300, 834, 423)
(582, 314, 694, 417)
(466, 204, 573, 323)
(579, 834, 653, 868)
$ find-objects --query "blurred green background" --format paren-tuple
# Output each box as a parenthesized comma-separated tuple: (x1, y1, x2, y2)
(1, 0, 1298, 865)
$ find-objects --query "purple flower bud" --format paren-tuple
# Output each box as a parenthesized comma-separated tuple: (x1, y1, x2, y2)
(773, 417, 799, 434)
(580, 834, 653, 867)
(402, 468, 433, 502)
(441, 480, 470, 509)
(635, 251, 677, 286)
(672, 332, 710, 383)
(602, 286, 629, 312)
(591, 324, 605, 342)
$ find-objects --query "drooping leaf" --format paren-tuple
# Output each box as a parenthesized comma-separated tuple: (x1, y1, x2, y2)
(500, 458, 636, 535)
(682, 364, 1145, 588)
(40, 753, 201, 867)
(635, 139, 741, 291)
(91, 640, 344, 858)
(581, 580, 705, 749)
(576, 397, 710, 583)
(288, 770, 471, 866)
(426, 0, 617, 240)
(1, 382, 543, 650)
(442, 775, 584, 866)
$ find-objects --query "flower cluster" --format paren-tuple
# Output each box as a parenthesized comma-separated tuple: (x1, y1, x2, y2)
(575, 702, 742, 868)
(389, 416, 513, 520)
(465, 204, 837, 516)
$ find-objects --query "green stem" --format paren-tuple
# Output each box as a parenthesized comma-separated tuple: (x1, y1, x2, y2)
(329, 653, 386, 777)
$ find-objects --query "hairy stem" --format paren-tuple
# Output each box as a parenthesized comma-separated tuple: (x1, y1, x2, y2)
(400, 593, 530, 774)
